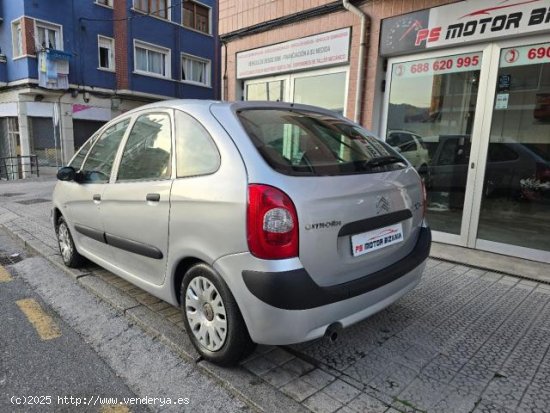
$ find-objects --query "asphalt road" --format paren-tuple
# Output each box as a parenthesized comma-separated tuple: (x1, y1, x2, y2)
(0, 228, 249, 413)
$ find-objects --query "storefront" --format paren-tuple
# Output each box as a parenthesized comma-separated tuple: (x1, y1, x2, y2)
(381, 0, 550, 263)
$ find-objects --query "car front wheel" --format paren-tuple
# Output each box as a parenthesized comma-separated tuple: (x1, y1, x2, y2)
(180, 263, 255, 365)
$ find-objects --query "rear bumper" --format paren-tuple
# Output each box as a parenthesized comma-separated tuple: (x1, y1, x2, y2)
(214, 227, 430, 345)
(243, 227, 431, 310)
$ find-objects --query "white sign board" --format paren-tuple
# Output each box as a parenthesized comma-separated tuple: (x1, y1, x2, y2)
(236, 28, 350, 79)
(381, 0, 550, 56)
(500, 42, 550, 68)
(392, 52, 481, 79)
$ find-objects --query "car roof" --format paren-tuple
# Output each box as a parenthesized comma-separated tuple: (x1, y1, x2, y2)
(115, 99, 348, 119)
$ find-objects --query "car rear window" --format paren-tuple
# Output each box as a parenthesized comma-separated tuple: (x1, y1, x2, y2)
(237, 109, 406, 176)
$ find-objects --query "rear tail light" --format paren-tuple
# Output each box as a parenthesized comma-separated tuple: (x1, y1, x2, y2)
(247, 184, 299, 260)
(536, 162, 550, 182)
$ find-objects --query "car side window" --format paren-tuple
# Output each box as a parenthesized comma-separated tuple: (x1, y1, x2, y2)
(117, 113, 172, 181)
(69, 134, 98, 171)
(80, 119, 130, 183)
(175, 110, 220, 177)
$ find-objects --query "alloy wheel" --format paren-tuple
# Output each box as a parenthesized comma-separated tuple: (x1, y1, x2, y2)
(185, 276, 228, 352)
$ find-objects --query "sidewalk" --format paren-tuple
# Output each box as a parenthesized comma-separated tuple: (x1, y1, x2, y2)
(2, 177, 550, 413)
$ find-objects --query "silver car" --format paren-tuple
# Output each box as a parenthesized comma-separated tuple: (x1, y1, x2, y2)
(52, 100, 431, 365)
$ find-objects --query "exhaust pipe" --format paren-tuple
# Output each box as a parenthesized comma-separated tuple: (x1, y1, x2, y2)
(324, 322, 343, 343)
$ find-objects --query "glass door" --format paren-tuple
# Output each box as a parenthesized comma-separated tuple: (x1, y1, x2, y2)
(474, 40, 550, 262)
(384, 48, 491, 245)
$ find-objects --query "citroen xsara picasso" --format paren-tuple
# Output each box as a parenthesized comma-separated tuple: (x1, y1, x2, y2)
(52, 100, 431, 365)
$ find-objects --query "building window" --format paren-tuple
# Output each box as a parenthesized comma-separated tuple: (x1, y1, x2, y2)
(95, 0, 113, 7)
(12, 20, 23, 58)
(181, 54, 210, 87)
(98, 36, 115, 71)
(134, 40, 171, 78)
(182, 1, 210, 34)
(134, 0, 169, 19)
(35, 20, 62, 51)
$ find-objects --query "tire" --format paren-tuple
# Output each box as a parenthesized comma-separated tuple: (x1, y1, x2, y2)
(180, 263, 255, 365)
(56, 216, 85, 268)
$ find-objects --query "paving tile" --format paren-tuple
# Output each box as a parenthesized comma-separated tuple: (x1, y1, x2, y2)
(261, 366, 298, 388)
(263, 347, 295, 366)
(242, 355, 277, 376)
(280, 378, 318, 402)
(303, 391, 343, 413)
(322, 379, 362, 404)
(282, 357, 316, 376)
(396, 374, 452, 411)
(347, 393, 390, 413)
(301, 368, 337, 390)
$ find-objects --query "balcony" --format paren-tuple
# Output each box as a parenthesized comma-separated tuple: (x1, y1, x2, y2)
(38, 49, 71, 90)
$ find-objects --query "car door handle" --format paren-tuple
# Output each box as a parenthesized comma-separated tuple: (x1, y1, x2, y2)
(146, 193, 160, 202)
(93, 194, 101, 202)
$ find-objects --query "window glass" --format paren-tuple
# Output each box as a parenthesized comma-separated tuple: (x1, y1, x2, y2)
(134, 0, 168, 18)
(175, 111, 219, 177)
(182, 1, 209, 33)
(36, 23, 61, 50)
(12, 21, 23, 57)
(181, 55, 210, 86)
(238, 109, 403, 176)
(81, 119, 129, 183)
(135, 43, 168, 76)
(98, 36, 114, 70)
(478, 43, 550, 252)
(487, 143, 519, 162)
(70, 134, 98, 170)
(387, 52, 481, 235)
(118, 113, 172, 181)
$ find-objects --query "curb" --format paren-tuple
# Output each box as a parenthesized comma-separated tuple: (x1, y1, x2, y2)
(1, 223, 308, 413)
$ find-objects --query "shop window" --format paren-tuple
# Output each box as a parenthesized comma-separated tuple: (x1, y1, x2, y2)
(182, 1, 210, 34)
(134, 40, 171, 78)
(134, 0, 169, 19)
(98, 36, 115, 71)
(181, 54, 210, 86)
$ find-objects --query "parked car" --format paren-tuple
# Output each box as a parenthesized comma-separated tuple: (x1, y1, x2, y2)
(52, 101, 431, 365)
(426, 134, 550, 200)
(386, 130, 430, 179)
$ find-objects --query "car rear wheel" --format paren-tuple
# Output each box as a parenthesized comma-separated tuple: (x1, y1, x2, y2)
(56, 216, 84, 268)
(180, 263, 255, 365)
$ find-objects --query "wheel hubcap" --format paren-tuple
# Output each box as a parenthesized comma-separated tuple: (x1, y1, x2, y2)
(58, 223, 73, 263)
(185, 276, 227, 352)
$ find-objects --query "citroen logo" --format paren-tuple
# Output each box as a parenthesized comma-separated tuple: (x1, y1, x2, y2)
(376, 196, 391, 215)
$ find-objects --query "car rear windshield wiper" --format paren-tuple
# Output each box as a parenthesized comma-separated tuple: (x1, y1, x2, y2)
(364, 156, 406, 168)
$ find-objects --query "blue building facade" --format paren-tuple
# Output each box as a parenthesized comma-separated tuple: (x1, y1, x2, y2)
(0, 0, 219, 175)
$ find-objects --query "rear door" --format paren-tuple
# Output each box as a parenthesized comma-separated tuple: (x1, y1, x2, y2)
(100, 110, 173, 286)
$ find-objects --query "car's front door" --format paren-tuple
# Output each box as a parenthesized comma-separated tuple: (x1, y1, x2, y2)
(64, 119, 130, 260)
(100, 111, 173, 286)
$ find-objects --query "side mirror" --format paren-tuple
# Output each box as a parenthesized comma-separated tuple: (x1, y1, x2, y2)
(392, 146, 402, 153)
(57, 166, 77, 181)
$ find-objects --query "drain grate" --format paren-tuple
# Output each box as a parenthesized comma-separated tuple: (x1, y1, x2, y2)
(0, 193, 24, 197)
(16, 198, 51, 205)
(0, 253, 23, 266)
